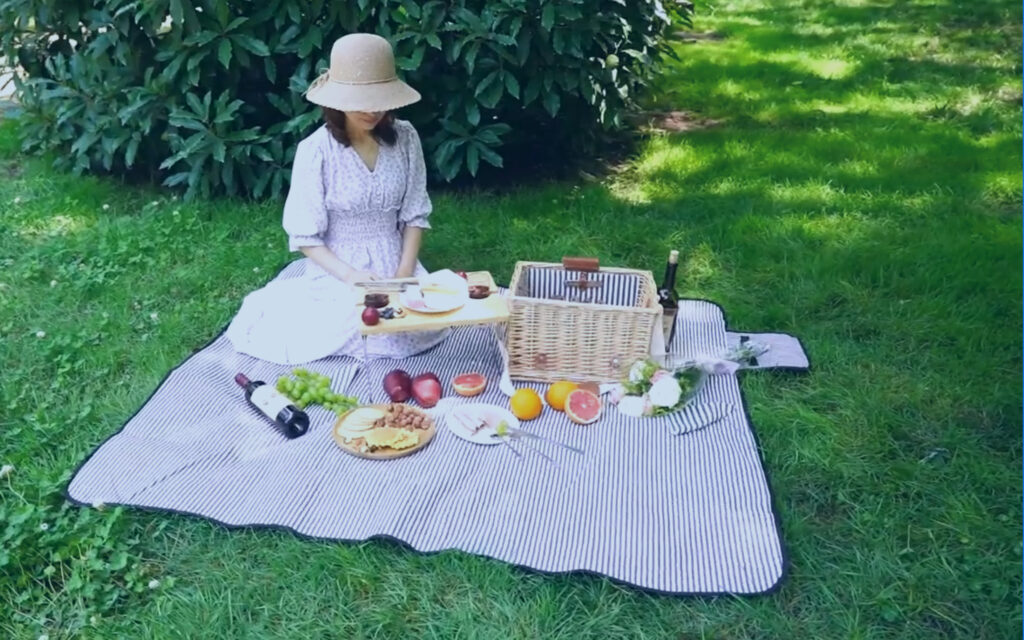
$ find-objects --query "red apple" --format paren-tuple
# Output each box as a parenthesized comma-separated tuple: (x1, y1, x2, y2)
(383, 369, 412, 402)
(416, 371, 441, 386)
(412, 373, 443, 408)
(362, 306, 380, 326)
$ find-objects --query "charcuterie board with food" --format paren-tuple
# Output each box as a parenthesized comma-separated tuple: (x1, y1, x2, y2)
(332, 403, 437, 460)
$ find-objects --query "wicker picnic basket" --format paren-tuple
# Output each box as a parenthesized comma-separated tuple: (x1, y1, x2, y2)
(503, 260, 662, 383)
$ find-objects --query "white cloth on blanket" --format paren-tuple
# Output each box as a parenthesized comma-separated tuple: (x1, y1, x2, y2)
(725, 331, 809, 369)
(225, 263, 448, 364)
(225, 121, 448, 364)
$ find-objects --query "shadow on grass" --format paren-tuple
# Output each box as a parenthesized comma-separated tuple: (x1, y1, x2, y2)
(655, 0, 1021, 119)
(743, 0, 1021, 32)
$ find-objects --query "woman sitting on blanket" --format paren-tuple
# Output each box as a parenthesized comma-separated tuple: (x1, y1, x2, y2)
(226, 34, 448, 365)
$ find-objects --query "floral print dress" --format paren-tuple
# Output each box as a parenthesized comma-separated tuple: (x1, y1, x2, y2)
(225, 120, 449, 364)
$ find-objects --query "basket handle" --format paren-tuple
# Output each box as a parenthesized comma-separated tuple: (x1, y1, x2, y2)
(562, 256, 604, 303)
(561, 256, 600, 272)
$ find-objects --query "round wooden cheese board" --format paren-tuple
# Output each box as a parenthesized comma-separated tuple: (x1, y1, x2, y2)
(332, 403, 437, 460)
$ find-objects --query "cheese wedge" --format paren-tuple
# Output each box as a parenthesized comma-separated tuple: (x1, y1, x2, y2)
(363, 427, 419, 450)
(388, 430, 418, 450)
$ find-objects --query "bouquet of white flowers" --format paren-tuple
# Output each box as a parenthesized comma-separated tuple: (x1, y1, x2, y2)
(610, 358, 706, 417)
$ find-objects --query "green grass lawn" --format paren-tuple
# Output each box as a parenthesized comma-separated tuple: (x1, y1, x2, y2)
(2, 0, 1021, 637)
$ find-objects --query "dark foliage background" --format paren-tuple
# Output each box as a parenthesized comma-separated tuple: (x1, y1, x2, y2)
(1, 0, 690, 199)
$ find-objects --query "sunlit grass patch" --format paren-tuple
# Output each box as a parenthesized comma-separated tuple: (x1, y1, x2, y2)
(13, 212, 95, 239)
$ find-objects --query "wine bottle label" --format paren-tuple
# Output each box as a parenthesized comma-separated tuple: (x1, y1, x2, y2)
(250, 386, 293, 421)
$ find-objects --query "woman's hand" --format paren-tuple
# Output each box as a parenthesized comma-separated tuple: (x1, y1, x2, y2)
(393, 265, 416, 279)
(395, 226, 423, 279)
(343, 269, 379, 285)
(299, 246, 377, 285)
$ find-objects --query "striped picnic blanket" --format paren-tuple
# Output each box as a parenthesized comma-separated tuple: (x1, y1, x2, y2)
(67, 274, 800, 595)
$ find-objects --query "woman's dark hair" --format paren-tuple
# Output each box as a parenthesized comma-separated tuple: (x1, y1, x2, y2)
(322, 108, 398, 146)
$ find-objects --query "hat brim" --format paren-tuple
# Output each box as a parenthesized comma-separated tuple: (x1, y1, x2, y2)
(305, 78, 421, 112)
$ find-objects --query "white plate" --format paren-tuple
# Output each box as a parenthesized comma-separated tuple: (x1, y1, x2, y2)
(446, 404, 520, 445)
(399, 285, 468, 314)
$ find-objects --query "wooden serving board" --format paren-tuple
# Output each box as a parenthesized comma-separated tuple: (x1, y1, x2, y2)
(331, 404, 437, 460)
(358, 271, 509, 336)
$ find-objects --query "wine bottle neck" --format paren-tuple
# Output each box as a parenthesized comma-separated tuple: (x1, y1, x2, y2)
(661, 262, 678, 291)
(234, 373, 262, 395)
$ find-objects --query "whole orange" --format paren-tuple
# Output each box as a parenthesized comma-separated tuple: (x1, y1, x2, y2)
(510, 388, 543, 421)
(544, 381, 579, 412)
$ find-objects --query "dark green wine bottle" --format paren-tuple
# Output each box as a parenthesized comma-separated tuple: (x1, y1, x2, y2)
(657, 250, 680, 348)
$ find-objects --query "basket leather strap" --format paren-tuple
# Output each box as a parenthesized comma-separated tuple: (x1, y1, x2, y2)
(561, 256, 600, 272)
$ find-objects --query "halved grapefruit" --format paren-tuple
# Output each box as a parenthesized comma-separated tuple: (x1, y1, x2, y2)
(565, 389, 602, 425)
(452, 372, 487, 397)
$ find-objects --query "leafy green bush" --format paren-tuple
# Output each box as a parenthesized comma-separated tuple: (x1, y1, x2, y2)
(1, 0, 690, 199)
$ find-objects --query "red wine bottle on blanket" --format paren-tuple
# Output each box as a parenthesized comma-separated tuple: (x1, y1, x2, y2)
(234, 373, 310, 438)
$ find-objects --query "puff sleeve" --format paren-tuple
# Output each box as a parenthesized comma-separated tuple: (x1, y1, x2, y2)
(397, 121, 433, 229)
(282, 137, 328, 251)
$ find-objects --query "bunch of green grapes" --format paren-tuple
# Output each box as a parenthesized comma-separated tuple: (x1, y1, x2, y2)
(276, 368, 359, 415)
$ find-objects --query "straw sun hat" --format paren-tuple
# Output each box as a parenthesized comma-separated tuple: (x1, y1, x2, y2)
(304, 33, 421, 113)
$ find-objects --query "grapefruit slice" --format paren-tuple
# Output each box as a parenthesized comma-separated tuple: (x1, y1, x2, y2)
(452, 372, 487, 397)
(565, 389, 602, 425)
